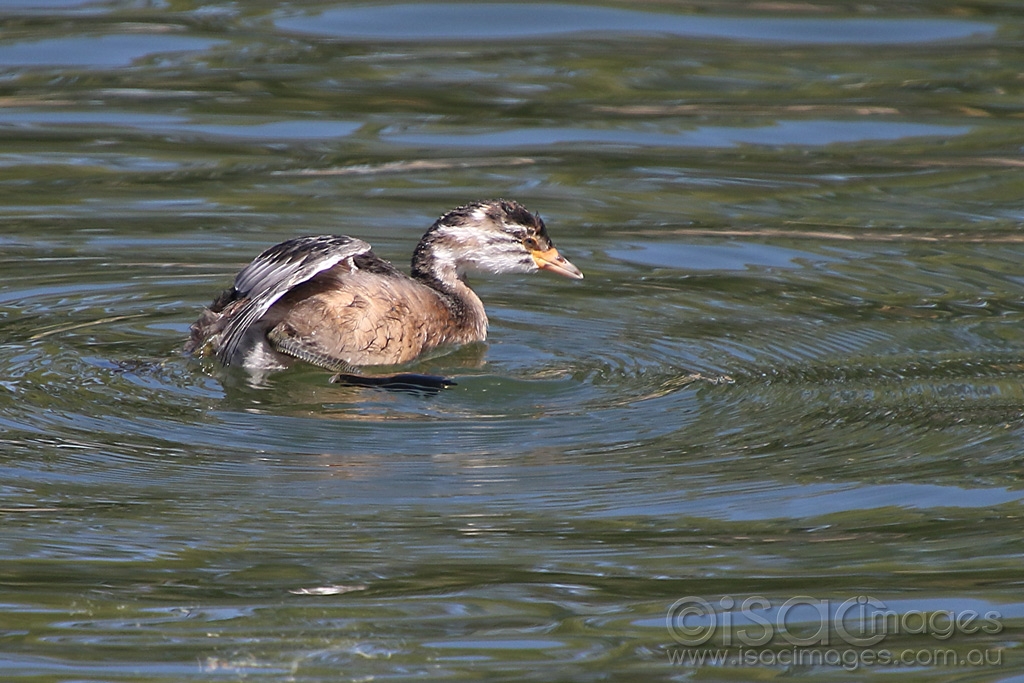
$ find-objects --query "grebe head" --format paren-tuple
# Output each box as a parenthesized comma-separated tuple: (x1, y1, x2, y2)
(412, 199, 583, 282)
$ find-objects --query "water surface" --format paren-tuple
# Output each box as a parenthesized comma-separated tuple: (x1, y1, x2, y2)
(1, 1, 1022, 681)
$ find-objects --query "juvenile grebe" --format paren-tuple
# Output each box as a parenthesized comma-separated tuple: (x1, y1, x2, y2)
(185, 199, 582, 379)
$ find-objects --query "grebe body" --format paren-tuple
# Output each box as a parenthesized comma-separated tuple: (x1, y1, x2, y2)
(186, 199, 582, 374)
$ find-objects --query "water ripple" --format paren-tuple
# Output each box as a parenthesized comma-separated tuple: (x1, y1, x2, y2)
(278, 4, 994, 45)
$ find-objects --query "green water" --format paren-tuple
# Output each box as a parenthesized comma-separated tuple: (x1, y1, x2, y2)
(1, 1, 1022, 680)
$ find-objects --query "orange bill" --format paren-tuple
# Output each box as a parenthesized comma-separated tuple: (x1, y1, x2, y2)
(531, 247, 584, 279)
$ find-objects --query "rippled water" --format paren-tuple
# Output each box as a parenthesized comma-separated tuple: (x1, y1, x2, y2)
(2, 1, 1023, 681)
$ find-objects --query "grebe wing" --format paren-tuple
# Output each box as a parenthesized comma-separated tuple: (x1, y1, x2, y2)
(218, 234, 372, 364)
(232, 234, 372, 297)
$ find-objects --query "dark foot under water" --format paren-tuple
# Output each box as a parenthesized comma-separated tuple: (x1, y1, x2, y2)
(330, 372, 456, 394)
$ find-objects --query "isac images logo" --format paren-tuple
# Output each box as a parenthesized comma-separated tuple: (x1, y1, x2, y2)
(665, 595, 1003, 671)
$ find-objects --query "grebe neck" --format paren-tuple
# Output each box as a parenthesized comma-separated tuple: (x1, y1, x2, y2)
(411, 238, 488, 337)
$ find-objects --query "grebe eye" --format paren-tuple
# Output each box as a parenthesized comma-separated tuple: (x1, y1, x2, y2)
(523, 236, 540, 251)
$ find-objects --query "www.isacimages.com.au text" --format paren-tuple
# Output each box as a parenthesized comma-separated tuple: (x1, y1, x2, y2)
(666, 646, 1002, 671)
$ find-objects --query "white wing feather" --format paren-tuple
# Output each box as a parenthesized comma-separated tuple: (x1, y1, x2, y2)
(217, 235, 372, 363)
